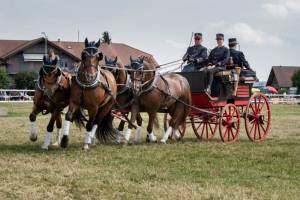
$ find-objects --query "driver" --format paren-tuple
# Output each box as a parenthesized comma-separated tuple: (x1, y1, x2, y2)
(182, 33, 208, 72)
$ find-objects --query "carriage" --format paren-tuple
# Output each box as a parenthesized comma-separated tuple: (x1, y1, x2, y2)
(164, 68, 271, 144)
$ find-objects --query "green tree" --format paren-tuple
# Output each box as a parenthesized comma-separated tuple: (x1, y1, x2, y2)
(14, 71, 38, 89)
(292, 69, 300, 89)
(0, 68, 10, 89)
(101, 31, 112, 44)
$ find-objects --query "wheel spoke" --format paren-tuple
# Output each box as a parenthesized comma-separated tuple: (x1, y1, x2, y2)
(205, 123, 209, 139)
(200, 122, 205, 138)
(257, 122, 262, 140)
(253, 123, 257, 140)
(249, 122, 255, 136)
(259, 122, 267, 133)
(230, 128, 235, 140)
(208, 123, 214, 134)
(250, 104, 255, 113)
(223, 128, 228, 140)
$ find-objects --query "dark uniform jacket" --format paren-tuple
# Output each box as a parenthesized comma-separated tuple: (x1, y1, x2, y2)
(208, 46, 230, 69)
(229, 48, 250, 69)
(182, 45, 208, 68)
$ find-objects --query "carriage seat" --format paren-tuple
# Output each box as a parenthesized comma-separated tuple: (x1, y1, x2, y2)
(214, 70, 238, 84)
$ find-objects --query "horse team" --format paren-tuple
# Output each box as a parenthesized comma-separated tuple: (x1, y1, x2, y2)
(29, 38, 191, 150)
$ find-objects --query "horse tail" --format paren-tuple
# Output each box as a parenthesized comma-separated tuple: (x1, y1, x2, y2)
(95, 111, 116, 142)
(73, 108, 87, 129)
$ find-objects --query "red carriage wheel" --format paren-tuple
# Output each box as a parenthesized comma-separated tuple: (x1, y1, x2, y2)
(191, 115, 218, 141)
(245, 92, 271, 142)
(163, 113, 186, 139)
(219, 104, 241, 144)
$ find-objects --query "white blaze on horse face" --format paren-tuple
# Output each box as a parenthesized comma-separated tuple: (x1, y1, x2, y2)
(41, 131, 52, 150)
(63, 120, 71, 136)
(125, 129, 132, 141)
(134, 126, 142, 143)
(161, 127, 172, 143)
(29, 121, 37, 136)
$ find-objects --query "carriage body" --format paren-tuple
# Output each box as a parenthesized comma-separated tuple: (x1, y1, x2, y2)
(172, 70, 271, 143)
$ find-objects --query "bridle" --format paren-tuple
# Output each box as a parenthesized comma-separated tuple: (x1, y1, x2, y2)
(129, 62, 157, 95)
(82, 46, 100, 57)
(75, 47, 102, 89)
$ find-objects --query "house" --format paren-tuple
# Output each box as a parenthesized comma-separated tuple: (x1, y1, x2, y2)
(0, 37, 157, 87)
(267, 66, 300, 90)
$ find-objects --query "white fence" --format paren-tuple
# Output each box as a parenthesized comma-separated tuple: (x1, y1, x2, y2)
(0, 89, 34, 102)
(1, 89, 300, 104)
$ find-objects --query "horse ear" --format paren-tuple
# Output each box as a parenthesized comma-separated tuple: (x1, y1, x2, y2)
(114, 56, 118, 63)
(84, 38, 89, 47)
(56, 67, 62, 76)
(104, 56, 108, 63)
(43, 56, 47, 64)
(130, 56, 133, 63)
(140, 57, 144, 64)
(98, 52, 103, 61)
(52, 57, 58, 66)
(95, 39, 101, 48)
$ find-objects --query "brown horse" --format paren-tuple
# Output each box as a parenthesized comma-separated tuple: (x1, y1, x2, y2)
(29, 56, 71, 150)
(61, 38, 117, 149)
(126, 56, 191, 143)
(103, 56, 143, 143)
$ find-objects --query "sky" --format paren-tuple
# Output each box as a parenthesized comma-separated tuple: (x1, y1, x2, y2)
(0, 0, 300, 81)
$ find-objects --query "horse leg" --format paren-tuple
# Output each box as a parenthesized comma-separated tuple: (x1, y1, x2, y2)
(83, 108, 98, 150)
(134, 113, 143, 143)
(29, 105, 42, 142)
(61, 101, 79, 148)
(41, 112, 57, 150)
(124, 105, 139, 142)
(161, 103, 184, 143)
(52, 112, 62, 147)
(146, 111, 157, 143)
(89, 123, 98, 147)
(114, 112, 127, 144)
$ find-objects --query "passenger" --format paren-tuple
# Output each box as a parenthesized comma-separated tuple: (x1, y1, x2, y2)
(182, 33, 208, 72)
(206, 33, 230, 93)
(228, 38, 252, 71)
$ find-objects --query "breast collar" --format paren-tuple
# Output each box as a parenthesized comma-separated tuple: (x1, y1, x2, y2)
(36, 72, 63, 98)
(75, 65, 101, 89)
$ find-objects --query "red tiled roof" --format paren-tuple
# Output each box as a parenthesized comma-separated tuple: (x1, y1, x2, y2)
(0, 38, 156, 65)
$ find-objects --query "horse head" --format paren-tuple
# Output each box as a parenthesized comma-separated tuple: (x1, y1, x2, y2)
(126, 56, 151, 95)
(79, 38, 103, 83)
(81, 38, 103, 67)
(41, 55, 62, 96)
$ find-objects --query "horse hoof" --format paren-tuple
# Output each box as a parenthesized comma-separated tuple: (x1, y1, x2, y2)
(146, 135, 157, 143)
(30, 135, 37, 142)
(41, 145, 49, 150)
(51, 142, 59, 147)
(83, 144, 90, 150)
(60, 135, 69, 148)
(159, 140, 167, 144)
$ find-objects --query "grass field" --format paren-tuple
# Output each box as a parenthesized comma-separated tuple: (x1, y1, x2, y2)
(0, 102, 299, 200)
